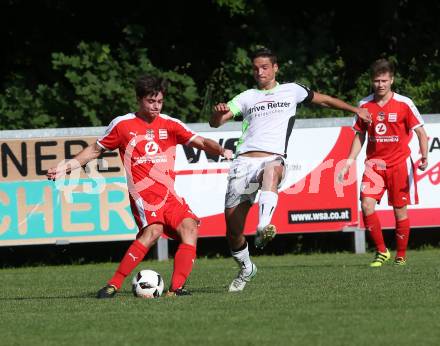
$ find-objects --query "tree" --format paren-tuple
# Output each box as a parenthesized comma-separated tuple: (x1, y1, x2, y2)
(0, 40, 200, 130)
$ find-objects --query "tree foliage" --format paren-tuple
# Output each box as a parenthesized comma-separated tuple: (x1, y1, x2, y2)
(0, 40, 199, 130)
(0, 1, 439, 129)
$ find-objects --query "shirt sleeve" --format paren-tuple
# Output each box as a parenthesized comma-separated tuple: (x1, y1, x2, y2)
(97, 119, 121, 150)
(173, 119, 198, 145)
(227, 92, 246, 119)
(293, 83, 314, 104)
(405, 99, 424, 130)
(352, 115, 368, 133)
(352, 103, 368, 133)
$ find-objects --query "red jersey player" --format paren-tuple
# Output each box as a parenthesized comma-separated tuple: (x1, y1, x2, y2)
(338, 59, 428, 267)
(47, 75, 233, 297)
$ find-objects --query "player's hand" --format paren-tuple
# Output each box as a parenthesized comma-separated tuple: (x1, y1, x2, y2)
(46, 167, 66, 181)
(213, 103, 230, 116)
(356, 108, 372, 123)
(418, 157, 428, 171)
(222, 149, 234, 161)
(337, 165, 350, 184)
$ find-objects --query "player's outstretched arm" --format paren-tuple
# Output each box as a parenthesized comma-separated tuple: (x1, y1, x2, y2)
(189, 136, 233, 160)
(209, 103, 234, 128)
(414, 126, 429, 171)
(337, 132, 366, 183)
(311, 92, 372, 123)
(46, 142, 104, 181)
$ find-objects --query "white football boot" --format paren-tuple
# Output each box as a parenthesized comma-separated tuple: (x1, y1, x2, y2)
(228, 263, 257, 292)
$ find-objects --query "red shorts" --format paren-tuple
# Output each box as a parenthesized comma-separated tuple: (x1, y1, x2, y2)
(129, 191, 199, 239)
(360, 157, 418, 207)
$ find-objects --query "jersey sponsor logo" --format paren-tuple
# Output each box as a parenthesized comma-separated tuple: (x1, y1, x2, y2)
(145, 141, 159, 155)
(248, 101, 291, 113)
(388, 113, 397, 122)
(247, 100, 292, 119)
(369, 135, 399, 143)
(159, 129, 168, 139)
(151, 211, 157, 217)
(375, 123, 387, 135)
(145, 129, 155, 141)
(134, 154, 168, 164)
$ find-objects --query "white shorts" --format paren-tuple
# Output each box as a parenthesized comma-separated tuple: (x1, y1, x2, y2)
(225, 155, 286, 209)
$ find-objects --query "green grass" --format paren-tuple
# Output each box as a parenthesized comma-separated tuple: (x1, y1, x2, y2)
(1, 249, 440, 346)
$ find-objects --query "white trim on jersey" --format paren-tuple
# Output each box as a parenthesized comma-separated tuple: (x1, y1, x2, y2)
(393, 93, 424, 125)
(352, 115, 361, 132)
(358, 94, 374, 107)
(353, 94, 374, 132)
(97, 113, 136, 150)
(186, 134, 199, 145)
(158, 113, 195, 132)
(134, 197, 148, 229)
(406, 156, 416, 205)
(158, 113, 198, 145)
(411, 123, 424, 131)
(96, 141, 108, 150)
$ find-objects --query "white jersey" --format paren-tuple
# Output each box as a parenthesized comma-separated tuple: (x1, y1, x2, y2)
(228, 82, 313, 157)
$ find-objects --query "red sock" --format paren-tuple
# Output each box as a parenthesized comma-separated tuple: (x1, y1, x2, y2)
(171, 243, 196, 291)
(108, 240, 148, 289)
(396, 218, 410, 258)
(364, 212, 386, 253)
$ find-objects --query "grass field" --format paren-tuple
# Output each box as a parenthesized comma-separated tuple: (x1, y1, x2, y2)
(1, 249, 440, 346)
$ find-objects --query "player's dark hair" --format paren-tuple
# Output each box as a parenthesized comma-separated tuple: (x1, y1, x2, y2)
(370, 59, 395, 78)
(135, 75, 168, 99)
(251, 47, 278, 65)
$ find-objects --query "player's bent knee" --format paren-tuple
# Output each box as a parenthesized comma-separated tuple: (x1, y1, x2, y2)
(138, 225, 163, 247)
(361, 201, 375, 216)
(177, 219, 199, 243)
(179, 229, 198, 245)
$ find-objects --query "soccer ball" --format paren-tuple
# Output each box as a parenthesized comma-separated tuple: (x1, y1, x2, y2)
(132, 269, 164, 298)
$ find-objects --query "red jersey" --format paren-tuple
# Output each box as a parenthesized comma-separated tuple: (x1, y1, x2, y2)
(97, 113, 197, 201)
(353, 92, 424, 167)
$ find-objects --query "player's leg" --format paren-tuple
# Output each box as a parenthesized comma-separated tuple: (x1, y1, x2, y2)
(389, 158, 417, 265)
(361, 197, 385, 252)
(224, 157, 258, 291)
(97, 223, 164, 298)
(166, 217, 198, 296)
(226, 201, 257, 292)
(360, 166, 390, 267)
(160, 197, 200, 296)
(362, 197, 390, 266)
(254, 157, 285, 249)
(393, 206, 409, 265)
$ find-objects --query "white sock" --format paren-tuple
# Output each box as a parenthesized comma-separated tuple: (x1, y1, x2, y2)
(257, 191, 278, 230)
(231, 242, 253, 275)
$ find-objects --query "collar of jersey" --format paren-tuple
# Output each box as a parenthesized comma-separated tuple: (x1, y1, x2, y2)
(255, 82, 280, 93)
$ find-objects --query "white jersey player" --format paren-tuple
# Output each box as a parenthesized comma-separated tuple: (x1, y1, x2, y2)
(210, 47, 371, 292)
(231, 82, 312, 156)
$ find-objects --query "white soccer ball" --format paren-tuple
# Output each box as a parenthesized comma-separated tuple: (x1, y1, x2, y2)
(132, 269, 164, 298)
